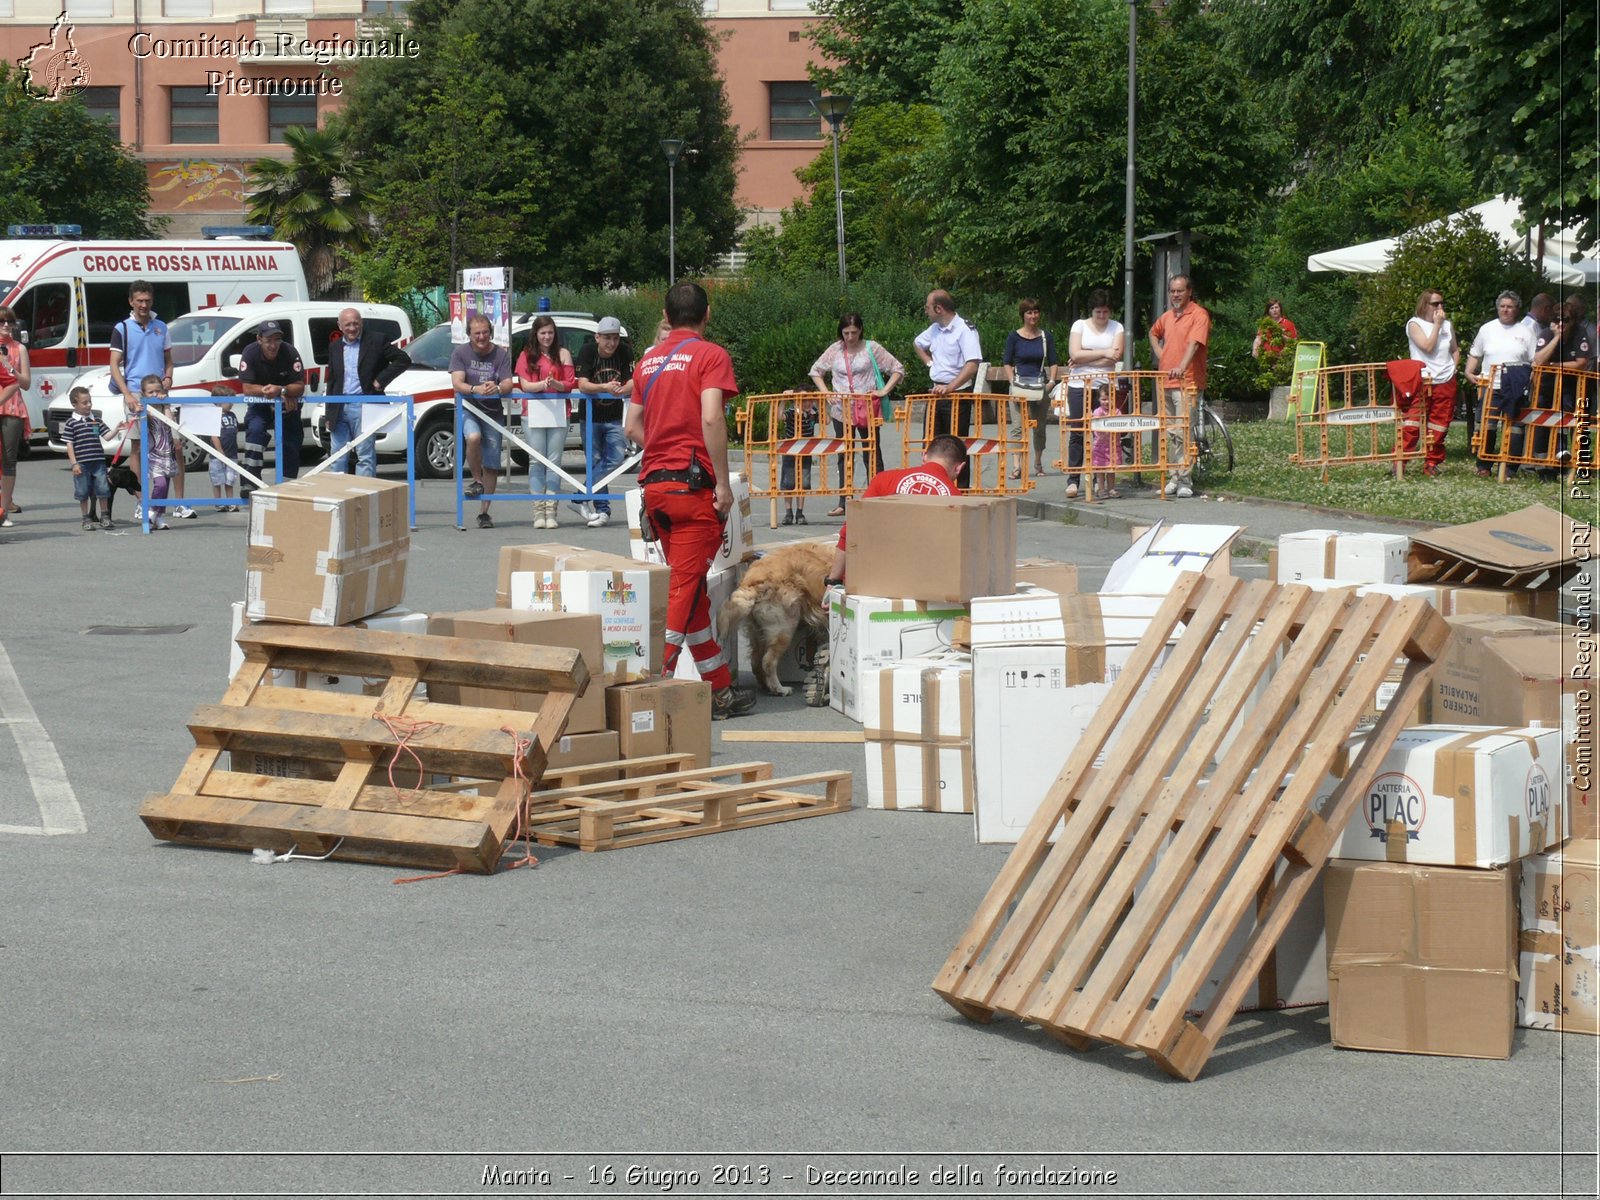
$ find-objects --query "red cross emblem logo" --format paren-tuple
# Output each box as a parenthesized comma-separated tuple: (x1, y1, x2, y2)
(37, 378, 54, 396)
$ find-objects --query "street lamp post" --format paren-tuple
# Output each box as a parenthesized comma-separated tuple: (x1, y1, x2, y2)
(661, 138, 685, 283)
(809, 94, 852, 295)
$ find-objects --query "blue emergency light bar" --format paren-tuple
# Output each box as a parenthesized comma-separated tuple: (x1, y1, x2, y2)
(7, 224, 83, 237)
(201, 225, 276, 239)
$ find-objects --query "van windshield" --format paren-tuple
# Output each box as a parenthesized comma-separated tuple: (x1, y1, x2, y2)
(168, 313, 243, 369)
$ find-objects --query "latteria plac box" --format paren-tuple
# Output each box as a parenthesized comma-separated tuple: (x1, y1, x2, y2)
(1320, 724, 1567, 867)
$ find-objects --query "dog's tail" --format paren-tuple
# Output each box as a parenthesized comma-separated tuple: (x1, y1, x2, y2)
(716, 584, 757, 645)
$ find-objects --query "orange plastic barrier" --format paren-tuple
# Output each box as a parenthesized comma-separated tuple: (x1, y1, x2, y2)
(1473, 365, 1598, 481)
(1052, 371, 1196, 501)
(1290, 363, 1420, 479)
(736, 392, 884, 525)
(898, 392, 1039, 495)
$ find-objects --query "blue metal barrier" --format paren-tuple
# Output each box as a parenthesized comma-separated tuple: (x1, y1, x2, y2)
(138, 398, 281, 534)
(453, 391, 638, 530)
(301, 396, 418, 529)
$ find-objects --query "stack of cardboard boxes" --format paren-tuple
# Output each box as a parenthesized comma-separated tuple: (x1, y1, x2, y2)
(1276, 506, 1596, 1056)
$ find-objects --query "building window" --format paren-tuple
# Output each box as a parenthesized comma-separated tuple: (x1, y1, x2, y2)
(769, 82, 822, 142)
(363, 0, 411, 11)
(64, 0, 113, 16)
(268, 94, 318, 142)
(162, 0, 213, 15)
(78, 86, 121, 127)
(262, 0, 313, 11)
(768, 0, 814, 11)
(169, 86, 219, 145)
(0, 1, 14, 17)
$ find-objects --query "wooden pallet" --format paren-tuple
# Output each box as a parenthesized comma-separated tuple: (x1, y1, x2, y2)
(932, 574, 1450, 1080)
(522, 760, 853, 851)
(140, 625, 590, 874)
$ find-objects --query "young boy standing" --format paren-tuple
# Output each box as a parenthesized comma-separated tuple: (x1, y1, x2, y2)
(208, 386, 241, 511)
(64, 386, 115, 530)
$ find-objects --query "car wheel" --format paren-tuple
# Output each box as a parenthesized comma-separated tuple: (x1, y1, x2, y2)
(417, 415, 456, 479)
(181, 438, 207, 471)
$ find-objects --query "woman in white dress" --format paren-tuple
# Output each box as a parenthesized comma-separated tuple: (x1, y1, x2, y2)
(1063, 289, 1126, 500)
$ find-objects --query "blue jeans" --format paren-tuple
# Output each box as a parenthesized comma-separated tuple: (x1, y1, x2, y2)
(73, 462, 110, 501)
(525, 423, 567, 497)
(589, 420, 626, 513)
(329, 404, 377, 477)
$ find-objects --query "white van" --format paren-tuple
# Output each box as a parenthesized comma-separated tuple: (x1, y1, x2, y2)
(0, 234, 309, 442)
(44, 300, 411, 465)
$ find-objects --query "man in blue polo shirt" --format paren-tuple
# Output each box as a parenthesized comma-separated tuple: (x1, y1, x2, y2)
(107, 280, 173, 491)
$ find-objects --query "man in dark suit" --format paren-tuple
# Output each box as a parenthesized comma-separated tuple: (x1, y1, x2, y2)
(325, 307, 412, 476)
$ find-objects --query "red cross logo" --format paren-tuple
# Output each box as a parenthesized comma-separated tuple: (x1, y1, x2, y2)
(37, 378, 54, 396)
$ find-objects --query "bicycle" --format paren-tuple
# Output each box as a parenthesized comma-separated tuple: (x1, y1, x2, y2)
(1189, 390, 1235, 486)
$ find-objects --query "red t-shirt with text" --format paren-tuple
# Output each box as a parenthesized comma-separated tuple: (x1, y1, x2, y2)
(632, 330, 739, 475)
(837, 462, 959, 549)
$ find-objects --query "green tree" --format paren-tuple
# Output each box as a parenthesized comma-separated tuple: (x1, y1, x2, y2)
(1350, 211, 1549, 365)
(246, 122, 369, 299)
(808, 0, 966, 106)
(1437, 1, 1599, 254)
(343, 0, 739, 289)
(0, 64, 157, 237)
(921, 0, 1287, 304)
(750, 104, 942, 278)
(347, 25, 542, 302)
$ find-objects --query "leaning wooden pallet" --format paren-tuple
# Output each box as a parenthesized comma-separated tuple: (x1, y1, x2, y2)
(140, 625, 589, 874)
(932, 573, 1451, 1080)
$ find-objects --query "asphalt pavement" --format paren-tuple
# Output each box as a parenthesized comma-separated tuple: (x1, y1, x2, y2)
(1, 447, 1595, 1199)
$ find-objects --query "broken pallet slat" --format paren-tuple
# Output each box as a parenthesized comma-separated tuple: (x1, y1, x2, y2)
(932, 576, 1450, 1081)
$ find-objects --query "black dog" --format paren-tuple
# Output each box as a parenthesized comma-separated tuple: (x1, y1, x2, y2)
(102, 463, 141, 520)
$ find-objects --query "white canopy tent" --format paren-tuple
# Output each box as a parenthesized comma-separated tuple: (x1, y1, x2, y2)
(1307, 196, 1598, 286)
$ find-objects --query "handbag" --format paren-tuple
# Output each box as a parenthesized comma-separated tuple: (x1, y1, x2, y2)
(864, 341, 895, 421)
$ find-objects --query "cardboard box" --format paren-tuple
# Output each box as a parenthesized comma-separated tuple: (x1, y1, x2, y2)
(605, 679, 713, 769)
(862, 653, 974, 812)
(546, 729, 620, 771)
(497, 544, 670, 679)
(227, 750, 339, 782)
(1014, 558, 1079, 597)
(1519, 839, 1599, 958)
(426, 609, 605, 734)
(245, 475, 409, 626)
(1440, 586, 1560, 622)
(1429, 614, 1565, 724)
(971, 594, 1176, 843)
(1517, 950, 1600, 1035)
(1320, 725, 1566, 867)
(1278, 529, 1409, 586)
(228, 601, 429, 690)
(1325, 860, 1518, 1059)
(845, 495, 1016, 603)
(1104, 522, 1240, 594)
(625, 471, 754, 572)
(1409, 503, 1591, 589)
(828, 592, 967, 723)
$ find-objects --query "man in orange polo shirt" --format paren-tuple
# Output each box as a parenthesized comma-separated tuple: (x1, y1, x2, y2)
(1148, 274, 1210, 498)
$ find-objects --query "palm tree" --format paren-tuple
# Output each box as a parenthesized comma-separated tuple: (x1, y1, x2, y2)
(246, 122, 369, 298)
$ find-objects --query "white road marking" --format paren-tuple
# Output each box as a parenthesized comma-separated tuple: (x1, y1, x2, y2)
(0, 639, 87, 835)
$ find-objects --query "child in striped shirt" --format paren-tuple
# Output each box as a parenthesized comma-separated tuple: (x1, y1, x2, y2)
(64, 386, 114, 531)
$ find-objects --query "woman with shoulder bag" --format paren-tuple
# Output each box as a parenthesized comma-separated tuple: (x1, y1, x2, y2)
(1003, 299, 1059, 479)
(809, 313, 904, 513)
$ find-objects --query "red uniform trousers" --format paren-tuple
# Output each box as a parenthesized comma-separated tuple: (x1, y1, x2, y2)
(1400, 377, 1455, 471)
(643, 481, 733, 691)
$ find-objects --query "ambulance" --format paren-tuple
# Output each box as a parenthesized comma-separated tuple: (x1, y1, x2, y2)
(0, 226, 309, 444)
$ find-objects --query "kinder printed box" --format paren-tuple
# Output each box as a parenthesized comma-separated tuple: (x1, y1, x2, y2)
(1320, 724, 1567, 867)
(862, 653, 974, 812)
(828, 591, 966, 723)
(510, 567, 657, 683)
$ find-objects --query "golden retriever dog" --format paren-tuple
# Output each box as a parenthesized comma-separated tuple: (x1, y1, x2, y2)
(717, 541, 832, 696)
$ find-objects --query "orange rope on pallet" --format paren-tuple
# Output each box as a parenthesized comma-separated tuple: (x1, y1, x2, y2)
(372, 713, 443, 801)
(392, 723, 537, 884)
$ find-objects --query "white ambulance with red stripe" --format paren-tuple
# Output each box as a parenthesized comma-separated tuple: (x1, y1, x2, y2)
(0, 230, 308, 443)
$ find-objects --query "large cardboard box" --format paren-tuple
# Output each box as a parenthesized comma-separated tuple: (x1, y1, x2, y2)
(1520, 839, 1599, 959)
(605, 679, 713, 769)
(862, 653, 974, 812)
(1321, 725, 1566, 867)
(1325, 860, 1518, 1059)
(1429, 614, 1565, 723)
(845, 495, 1015, 603)
(245, 475, 409, 625)
(546, 729, 620, 770)
(426, 609, 605, 734)
(828, 591, 967, 723)
(1014, 558, 1079, 598)
(1441, 586, 1560, 622)
(625, 471, 755, 573)
(1105, 522, 1240, 594)
(1409, 503, 1590, 589)
(497, 544, 670, 680)
(971, 593, 1174, 843)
